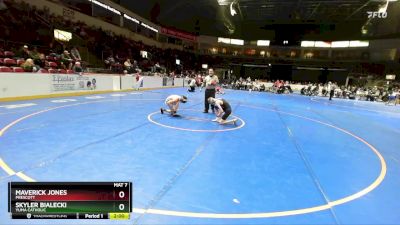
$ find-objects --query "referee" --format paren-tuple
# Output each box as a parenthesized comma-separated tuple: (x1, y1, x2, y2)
(203, 68, 219, 113)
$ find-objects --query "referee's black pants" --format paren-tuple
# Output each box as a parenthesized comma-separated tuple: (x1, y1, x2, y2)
(204, 88, 216, 112)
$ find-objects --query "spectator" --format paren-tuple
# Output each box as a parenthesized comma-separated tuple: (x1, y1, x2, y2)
(188, 78, 196, 92)
(18, 45, 30, 59)
(72, 61, 83, 74)
(284, 81, 293, 93)
(124, 58, 133, 73)
(36, 53, 46, 68)
(61, 50, 73, 69)
(29, 46, 41, 63)
(105, 54, 116, 69)
(153, 62, 162, 72)
(70, 46, 81, 61)
(59, 61, 67, 70)
(0, 0, 8, 10)
(134, 73, 144, 90)
(133, 60, 142, 73)
(49, 42, 63, 57)
(21, 58, 39, 72)
(328, 82, 337, 101)
(115, 54, 123, 63)
(79, 27, 87, 37)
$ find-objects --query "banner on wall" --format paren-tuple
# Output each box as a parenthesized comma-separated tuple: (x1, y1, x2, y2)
(161, 27, 197, 42)
(51, 75, 98, 92)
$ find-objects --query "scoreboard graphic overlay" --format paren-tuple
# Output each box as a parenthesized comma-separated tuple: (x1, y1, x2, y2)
(9, 182, 132, 220)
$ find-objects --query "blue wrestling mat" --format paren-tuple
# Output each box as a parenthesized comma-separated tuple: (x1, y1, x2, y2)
(0, 88, 399, 225)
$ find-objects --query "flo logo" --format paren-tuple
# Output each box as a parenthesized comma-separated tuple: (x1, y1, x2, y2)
(367, 11, 387, 18)
(368, 0, 391, 19)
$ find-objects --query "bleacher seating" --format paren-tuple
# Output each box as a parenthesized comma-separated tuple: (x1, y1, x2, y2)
(46, 56, 57, 61)
(58, 69, 67, 74)
(17, 59, 25, 65)
(12, 67, 25, 73)
(0, 0, 206, 74)
(38, 68, 49, 73)
(4, 51, 15, 57)
(48, 69, 58, 73)
(0, 67, 13, 72)
(47, 62, 58, 68)
(0, 0, 394, 79)
(4, 58, 16, 66)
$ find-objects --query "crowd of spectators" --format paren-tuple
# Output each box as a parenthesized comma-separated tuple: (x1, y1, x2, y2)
(1, 0, 392, 79)
(0, 0, 398, 105)
(0, 42, 84, 73)
(0, 0, 217, 74)
(299, 82, 399, 103)
(0, 0, 87, 73)
(224, 76, 399, 104)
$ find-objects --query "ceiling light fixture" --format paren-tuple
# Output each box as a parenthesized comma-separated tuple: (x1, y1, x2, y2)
(230, 2, 237, 16)
(217, 0, 230, 6)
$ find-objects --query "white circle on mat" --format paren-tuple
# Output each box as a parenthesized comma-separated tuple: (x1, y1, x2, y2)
(147, 109, 245, 132)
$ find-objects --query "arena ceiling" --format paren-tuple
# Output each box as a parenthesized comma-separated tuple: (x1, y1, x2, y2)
(118, 0, 398, 40)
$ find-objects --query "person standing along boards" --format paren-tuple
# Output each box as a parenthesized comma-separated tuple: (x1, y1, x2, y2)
(135, 73, 144, 90)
